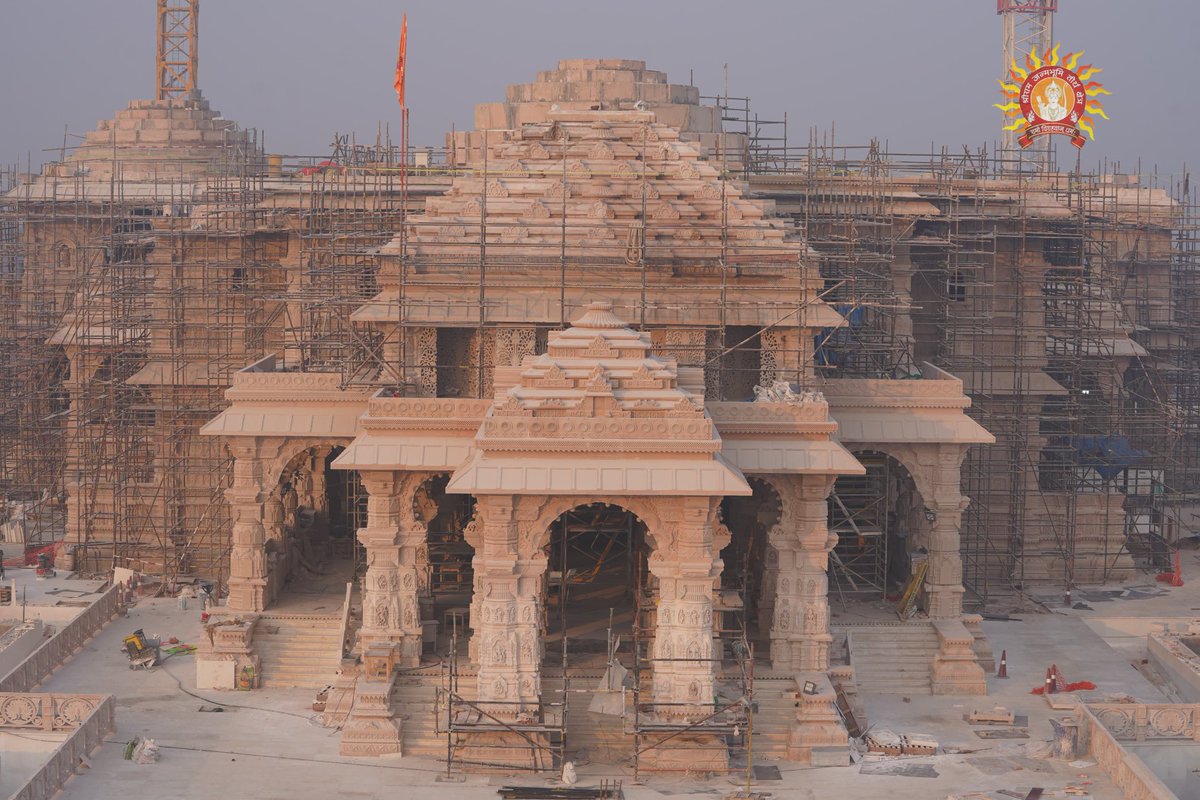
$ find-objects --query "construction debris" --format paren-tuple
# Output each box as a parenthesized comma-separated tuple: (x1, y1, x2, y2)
(864, 729, 904, 756)
(968, 706, 1015, 725)
(131, 738, 160, 765)
(901, 734, 938, 756)
(496, 783, 623, 800)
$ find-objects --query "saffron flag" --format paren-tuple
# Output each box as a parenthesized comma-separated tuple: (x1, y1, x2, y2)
(394, 14, 407, 108)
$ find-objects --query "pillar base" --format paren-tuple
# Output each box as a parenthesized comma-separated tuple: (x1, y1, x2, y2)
(339, 673, 402, 757)
(931, 619, 987, 695)
(196, 614, 261, 690)
(227, 579, 267, 613)
(455, 731, 552, 773)
(787, 674, 849, 765)
(636, 733, 729, 775)
(317, 663, 358, 728)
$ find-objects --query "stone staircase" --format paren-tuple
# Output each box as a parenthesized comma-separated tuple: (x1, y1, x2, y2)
(386, 668, 804, 767)
(741, 677, 799, 759)
(392, 674, 449, 758)
(843, 623, 939, 695)
(253, 615, 343, 689)
(543, 672, 627, 765)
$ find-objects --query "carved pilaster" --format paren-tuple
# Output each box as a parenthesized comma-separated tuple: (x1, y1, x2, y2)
(769, 475, 836, 672)
(926, 445, 969, 620)
(227, 446, 270, 613)
(339, 671, 402, 756)
(357, 471, 426, 665)
(646, 497, 723, 719)
(471, 494, 546, 717)
(787, 674, 849, 764)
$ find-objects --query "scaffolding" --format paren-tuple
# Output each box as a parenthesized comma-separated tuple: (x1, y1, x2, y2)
(0, 108, 273, 583)
(3, 53, 1198, 618)
(693, 105, 1199, 603)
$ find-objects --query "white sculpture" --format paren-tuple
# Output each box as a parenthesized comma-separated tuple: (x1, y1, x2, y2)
(752, 380, 825, 406)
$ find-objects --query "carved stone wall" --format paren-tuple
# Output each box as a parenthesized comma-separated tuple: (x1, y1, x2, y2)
(651, 327, 706, 367)
(407, 326, 437, 397)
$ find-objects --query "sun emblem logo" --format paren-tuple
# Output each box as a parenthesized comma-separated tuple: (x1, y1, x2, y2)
(995, 43, 1110, 149)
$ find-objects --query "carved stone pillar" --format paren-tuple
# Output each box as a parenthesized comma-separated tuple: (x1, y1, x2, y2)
(227, 443, 270, 612)
(309, 448, 330, 536)
(471, 494, 545, 716)
(357, 471, 424, 665)
(635, 496, 730, 774)
(757, 543, 779, 638)
(263, 494, 286, 605)
(647, 497, 724, 718)
(926, 445, 968, 620)
(769, 475, 836, 672)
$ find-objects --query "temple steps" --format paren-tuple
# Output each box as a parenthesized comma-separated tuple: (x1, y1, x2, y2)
(392, 676, 448, 758)
(253, 616, 343, 689)
(542, 673, 627, 765)
(844, 624, 938, 695)
(742, 684, 799, 758)
(388, 670, 802, 765)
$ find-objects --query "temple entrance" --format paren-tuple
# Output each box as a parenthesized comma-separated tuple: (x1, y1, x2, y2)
(828, 451, 926, 604)
(419, 473, 475, 597)
(268, 445, 365, 613)
(720, 477, 781, 645)
(543, 503, 646, 668)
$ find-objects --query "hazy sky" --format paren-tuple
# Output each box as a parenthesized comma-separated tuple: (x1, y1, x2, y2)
(2, 1, 1196, 180)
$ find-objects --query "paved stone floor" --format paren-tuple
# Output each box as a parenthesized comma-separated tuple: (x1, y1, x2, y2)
(19, 554, 1200, 799)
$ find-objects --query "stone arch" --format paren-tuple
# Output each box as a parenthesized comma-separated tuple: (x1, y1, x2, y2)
(411, 472, 475, 595)
(263, 436, 349, 495)
(831, 448, 929, 596)
(720, 476, 782, 622)
(537, 500, 651, 642)
(520, 494, 667, 559)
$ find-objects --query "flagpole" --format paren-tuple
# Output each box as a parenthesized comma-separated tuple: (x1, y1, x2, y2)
(395, 13, 408, 390)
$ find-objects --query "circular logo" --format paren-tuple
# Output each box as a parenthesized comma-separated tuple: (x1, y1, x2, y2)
(1016, 64, 1089, 147)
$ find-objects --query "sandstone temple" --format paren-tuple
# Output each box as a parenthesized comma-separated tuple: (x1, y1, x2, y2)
(3, 31, 1197, 775)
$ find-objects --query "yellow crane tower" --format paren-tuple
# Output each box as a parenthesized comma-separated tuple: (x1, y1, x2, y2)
(156, 0, 198, 100)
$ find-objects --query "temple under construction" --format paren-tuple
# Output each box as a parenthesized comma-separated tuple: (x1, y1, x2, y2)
(2, 0, 1198, 772)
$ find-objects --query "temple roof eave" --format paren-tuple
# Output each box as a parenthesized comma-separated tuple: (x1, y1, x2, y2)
(443, 451, 752, 496)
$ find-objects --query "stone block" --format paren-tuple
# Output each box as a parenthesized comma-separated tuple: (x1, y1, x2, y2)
(456, 730, 552, 773)
(635, 733, 729, 774)
(787, 673, 850, 764)
(339, 675, 401, 756)
(931, 619, 987, 695)
(196, 658, 235, 689)
(809, 745, 850, 767)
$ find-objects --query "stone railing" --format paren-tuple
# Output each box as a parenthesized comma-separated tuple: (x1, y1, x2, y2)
(2, 693, 115, 800)
(1079, 703, 1188, 800)
(1088, 702, 1200, 742)
(0, 583, 120, 693)
(0, 692, 110, 731)
(1148, 630, 1200, 703)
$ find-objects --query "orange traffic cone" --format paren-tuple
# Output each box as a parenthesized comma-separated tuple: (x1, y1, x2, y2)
(1045, 667, 1054, 694)
(997, 649, 1008, 679)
